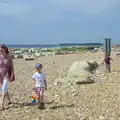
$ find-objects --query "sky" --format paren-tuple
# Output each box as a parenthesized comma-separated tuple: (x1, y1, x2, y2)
(0, 0, 120, 45)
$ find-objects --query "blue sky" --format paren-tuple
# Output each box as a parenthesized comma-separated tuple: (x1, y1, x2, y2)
(0, 0, 120, 44)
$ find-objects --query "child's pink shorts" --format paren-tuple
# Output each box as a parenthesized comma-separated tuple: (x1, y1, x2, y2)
(35, 87, 44, 96)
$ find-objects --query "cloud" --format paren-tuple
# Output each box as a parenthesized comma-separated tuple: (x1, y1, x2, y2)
(0, 1, 32, 19)
(0, 0, 120, 20)
(53, 0, 120, 15)
(0, 0, 8, 3)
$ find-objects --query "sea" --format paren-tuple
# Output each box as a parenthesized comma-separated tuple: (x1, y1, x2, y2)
(7, 43, 103, 48)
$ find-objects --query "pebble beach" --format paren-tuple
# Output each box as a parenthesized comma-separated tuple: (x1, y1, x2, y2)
(0, 50, 120, 120)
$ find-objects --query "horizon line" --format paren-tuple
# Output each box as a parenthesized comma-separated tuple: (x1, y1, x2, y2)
(7, 42, 104, 46)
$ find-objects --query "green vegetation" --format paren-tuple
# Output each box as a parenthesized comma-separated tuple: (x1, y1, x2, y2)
(56, 46, 95, 52)
(11, 46, 96, 54)
(41, 49, 52, 52)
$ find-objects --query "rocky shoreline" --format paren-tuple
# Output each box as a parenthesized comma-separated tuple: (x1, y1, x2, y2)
(10, 46, 104, 60)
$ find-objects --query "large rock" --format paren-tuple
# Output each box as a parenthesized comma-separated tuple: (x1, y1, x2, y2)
(67, 69, 89, 80)
(67, 69, 94, 85)
(67, 61, 89, 75)
(67, 61, 98, 84)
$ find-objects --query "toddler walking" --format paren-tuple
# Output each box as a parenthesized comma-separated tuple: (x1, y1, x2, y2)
(32, 63, 47, 109)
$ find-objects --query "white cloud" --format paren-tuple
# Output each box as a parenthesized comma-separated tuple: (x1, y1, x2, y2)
(0, 1, 32, 19)
(53, 0, 120, 15)
(0, 0, 120, 19)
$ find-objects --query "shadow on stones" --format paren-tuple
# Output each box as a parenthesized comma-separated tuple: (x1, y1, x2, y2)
(6, 101, 54, 109)
(76, 80, 95, 85)
(5, 102, 74, 110)
(49, 104, 74, 110)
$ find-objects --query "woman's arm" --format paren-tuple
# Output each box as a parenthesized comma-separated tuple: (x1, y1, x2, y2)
(9, 55, 14, 73)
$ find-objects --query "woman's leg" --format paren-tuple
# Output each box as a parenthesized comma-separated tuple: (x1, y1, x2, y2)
(6, 92, 11, 104)
(1, 79, 9, 109)
(108, 64, 111, 72)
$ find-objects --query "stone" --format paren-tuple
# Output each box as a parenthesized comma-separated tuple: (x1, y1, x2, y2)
(116, 53, 120, 56)
(67, 61, 89, 77)
(14, 54, 23, 59)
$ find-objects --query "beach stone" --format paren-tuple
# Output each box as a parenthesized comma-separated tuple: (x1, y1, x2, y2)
(51, 52, 56, 56)
(35, 52, 41, 57)
(116, 53, 120, 56)
(23, 55, 29, 59)
(28, 48, 35, 53)
(14, 50, 21, 54)
(20, 48, 28, 53)
(22, 54, 35, 60)
(55, 51, 65, 55)
(45, 52, 52, 56)
(10, 54, 15, 59)
(14, 54, 23, 59)
(54, 78, 64, 86)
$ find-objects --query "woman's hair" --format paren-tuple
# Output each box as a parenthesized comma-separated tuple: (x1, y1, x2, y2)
(0, 44, 9, 54)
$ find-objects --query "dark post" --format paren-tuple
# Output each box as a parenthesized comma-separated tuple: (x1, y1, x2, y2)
(104, 38, 111, 56)
(108, 38, 111, 56)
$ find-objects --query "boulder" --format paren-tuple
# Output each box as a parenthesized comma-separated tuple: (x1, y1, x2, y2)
(67, 61, 89, 75)
(67, 69, 90, 84)
(66, 61, 99, 85)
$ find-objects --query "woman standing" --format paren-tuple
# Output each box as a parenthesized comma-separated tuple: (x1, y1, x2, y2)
(104, 52, 113, 72)
(0, 44, 14, 110)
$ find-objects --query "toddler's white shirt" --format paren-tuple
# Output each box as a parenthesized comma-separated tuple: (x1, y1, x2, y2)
(32, 72, 46, 88)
